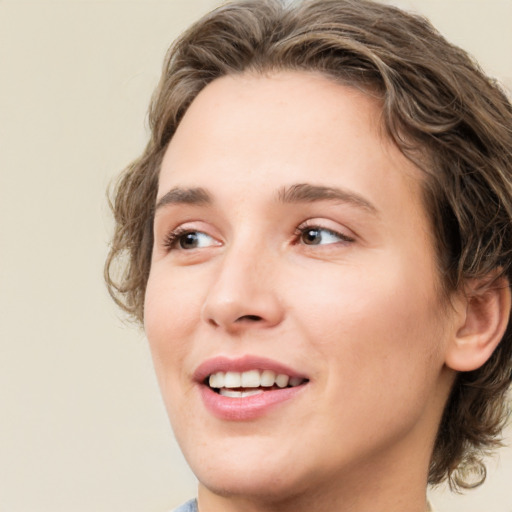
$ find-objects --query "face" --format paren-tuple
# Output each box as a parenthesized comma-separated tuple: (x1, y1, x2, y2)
(145, 72, 456, 504)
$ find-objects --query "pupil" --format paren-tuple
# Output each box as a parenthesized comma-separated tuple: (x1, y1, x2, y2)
(180, 232, 198, 249)
(304, 229, 321, 245)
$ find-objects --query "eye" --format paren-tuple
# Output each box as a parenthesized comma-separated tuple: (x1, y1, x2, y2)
(298, 226, 354, 246)
(164, 228, 219, 250)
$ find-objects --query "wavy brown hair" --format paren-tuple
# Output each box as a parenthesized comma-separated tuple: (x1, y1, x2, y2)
(105, 0, 512, 489)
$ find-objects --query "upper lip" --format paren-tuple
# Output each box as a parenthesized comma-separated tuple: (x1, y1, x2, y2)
(193, 355, 307, 383)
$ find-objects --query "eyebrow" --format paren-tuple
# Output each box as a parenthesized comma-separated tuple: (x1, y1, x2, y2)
(154, 183, 378, 215)
(155, 187, 211, 211)
(276, 183, 378, 214)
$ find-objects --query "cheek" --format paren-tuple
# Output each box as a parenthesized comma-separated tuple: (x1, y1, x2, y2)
(295, 276, 446, 451)
(145, 263, 205, 330)
(144, 267, 205, 382)
(288, 256, 445, 387)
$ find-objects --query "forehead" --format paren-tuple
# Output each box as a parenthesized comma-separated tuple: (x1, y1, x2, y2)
(159, 71, 425, 219)
(162, 71, 388, 181)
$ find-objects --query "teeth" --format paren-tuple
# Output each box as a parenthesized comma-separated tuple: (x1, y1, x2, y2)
(289, 376, 303, 387)
(275, 374, 289, 388)
(208, 369, 305, 391)
(224, 371, 241, 388)
(209, 372, 222, 388)
(220, 389, 264, 398)
(260, 370, 276, 387)
(241, 369, 261, 387)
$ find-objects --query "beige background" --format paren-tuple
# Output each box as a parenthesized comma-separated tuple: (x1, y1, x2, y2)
(1, 0, 511, 511)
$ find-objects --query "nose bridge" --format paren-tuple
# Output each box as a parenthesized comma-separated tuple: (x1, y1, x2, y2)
(201, 233, 283, 332)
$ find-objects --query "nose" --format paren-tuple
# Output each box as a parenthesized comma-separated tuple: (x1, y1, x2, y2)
(201, 243, 284, 334)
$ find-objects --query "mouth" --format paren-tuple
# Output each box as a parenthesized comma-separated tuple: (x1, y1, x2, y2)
(195, 356, 309, 419)
(206, 369, 308, 398)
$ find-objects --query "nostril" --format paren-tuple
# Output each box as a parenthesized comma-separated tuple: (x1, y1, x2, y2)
(237, 315, 263, 322)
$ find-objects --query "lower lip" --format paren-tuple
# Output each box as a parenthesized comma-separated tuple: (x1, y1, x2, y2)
(199, 385, 306, 421)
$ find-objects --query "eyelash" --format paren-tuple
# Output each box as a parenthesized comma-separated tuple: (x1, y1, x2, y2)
(163, 227, 189, 250)
(163, 226, 195, 250)
(162, 222, 355, 251)
(293, 222, 355, 246)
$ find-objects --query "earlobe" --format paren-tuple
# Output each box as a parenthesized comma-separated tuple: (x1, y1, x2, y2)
(445, 275, 511, 372)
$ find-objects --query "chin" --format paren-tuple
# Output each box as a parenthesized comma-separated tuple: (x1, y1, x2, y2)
(197, 469, 312, 504)
(186, 443, 315, 502)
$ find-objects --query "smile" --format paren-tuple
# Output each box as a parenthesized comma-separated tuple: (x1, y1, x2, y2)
(195, 356, 309, 420)
(208, 369, 307, 397)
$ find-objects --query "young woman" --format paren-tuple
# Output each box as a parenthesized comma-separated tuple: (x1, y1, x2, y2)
(105, 1, 512, 511)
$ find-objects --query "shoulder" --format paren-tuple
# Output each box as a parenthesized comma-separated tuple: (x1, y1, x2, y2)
(170, 499, 198, 512)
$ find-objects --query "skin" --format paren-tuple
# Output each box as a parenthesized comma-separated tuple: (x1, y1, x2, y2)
(144, 71, 460, 512)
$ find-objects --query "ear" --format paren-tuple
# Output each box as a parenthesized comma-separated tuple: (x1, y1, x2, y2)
(445, 275, 511, 372)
